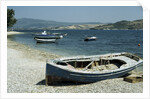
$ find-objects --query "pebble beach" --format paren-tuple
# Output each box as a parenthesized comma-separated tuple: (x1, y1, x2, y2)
(7, 32, 143, 93)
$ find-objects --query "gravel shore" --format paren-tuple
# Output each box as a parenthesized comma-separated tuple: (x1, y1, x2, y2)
(7, 32, 143, 93)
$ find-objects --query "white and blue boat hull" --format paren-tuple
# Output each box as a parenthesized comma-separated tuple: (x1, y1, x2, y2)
(46, 52, 143, 84)
(46, 61, 142, 83)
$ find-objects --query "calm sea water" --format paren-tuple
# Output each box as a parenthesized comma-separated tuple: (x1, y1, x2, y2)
(8, 30, 143, 71)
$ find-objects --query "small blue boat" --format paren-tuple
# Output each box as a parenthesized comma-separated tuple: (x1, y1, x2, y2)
(84, 36, 97, 41)
(45, 52, 143, 85)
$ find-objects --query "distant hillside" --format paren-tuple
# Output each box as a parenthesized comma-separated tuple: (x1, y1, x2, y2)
(12, 18, 142, 30)
(47, 24, 100, 30)
(13, 18, 102, 30)
(90, 19, 143, 30)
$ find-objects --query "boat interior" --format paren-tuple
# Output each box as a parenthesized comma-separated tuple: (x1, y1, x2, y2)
(55, 53, 141, 71)
(65, 58, 126, 71)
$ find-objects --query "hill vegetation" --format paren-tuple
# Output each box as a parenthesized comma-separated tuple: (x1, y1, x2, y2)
(13, 18, 102, 30)
(90, 19, 143, 30)
(12, 18, 143, 30)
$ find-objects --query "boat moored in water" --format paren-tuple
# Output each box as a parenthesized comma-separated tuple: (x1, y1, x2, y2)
(34, 31, 66, 39)
(84, 36, 97, 41)
(35, 38, 57, 43)
(52, 33, 68, 37)
(45, 52, 143, 84)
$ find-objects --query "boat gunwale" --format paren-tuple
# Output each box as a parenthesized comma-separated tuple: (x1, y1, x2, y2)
(52, 52, 142, 61)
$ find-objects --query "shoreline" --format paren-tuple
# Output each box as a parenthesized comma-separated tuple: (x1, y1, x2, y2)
(7, 31, 61, 61)
(7, 31, 143, 93)
(7, 38, 61, 61)
(7, 31, 24, 36)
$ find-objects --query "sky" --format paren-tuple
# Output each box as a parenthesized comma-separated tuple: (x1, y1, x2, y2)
(7, 6, 143, 23)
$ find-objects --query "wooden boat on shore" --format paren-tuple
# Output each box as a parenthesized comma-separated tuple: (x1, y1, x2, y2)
(45, 52, 143, 85)
(84, 36, 97, 41)
(35, 38, 57, 43)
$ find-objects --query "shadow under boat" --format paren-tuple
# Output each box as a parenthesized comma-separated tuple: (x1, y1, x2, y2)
(36, 72, 134, 86)
(36, 79, 89, 86)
